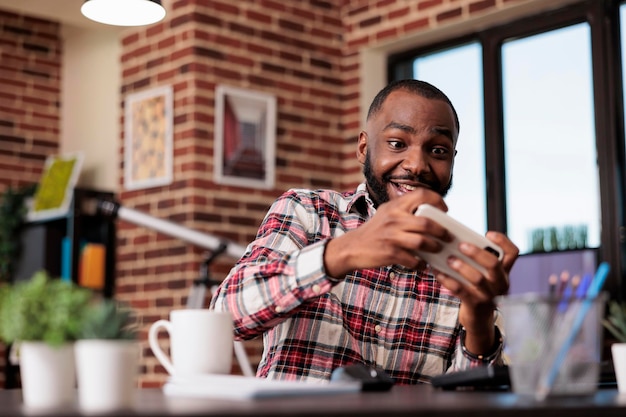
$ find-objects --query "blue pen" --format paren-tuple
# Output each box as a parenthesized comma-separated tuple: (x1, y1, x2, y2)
(556, 288, 571, 312)
(536, 262, 610, 400)
(575, 273, 592, 299)
(556, 276, 576, 313)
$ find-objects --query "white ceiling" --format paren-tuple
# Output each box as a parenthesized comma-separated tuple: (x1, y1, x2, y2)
(0, 0, 123, 31)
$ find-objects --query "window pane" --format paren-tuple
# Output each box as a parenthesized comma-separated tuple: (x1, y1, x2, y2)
(502, 24, 600, 254)
(413, 43, 487, 234)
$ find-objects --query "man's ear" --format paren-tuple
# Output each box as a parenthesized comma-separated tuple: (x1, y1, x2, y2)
(449, 149, 457, 176)
(357, 131, 367, 164)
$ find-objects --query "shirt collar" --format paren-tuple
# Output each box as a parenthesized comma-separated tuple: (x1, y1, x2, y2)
(347, 182, 376, 217)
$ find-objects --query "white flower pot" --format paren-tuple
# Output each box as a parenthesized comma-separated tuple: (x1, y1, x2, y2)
(75, 340, 139, 413)
(612, 343, 626, 393)
(19, 342, 76, 409)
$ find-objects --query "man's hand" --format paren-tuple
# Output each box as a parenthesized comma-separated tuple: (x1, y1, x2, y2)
(324, 187, 519, 356)
(324, 188, 452, 279)
(435, 231, 519, 355)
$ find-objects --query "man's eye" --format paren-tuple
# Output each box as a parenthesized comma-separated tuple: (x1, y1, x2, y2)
(432, 147, 450, 156)
(388, 140, 405, 150)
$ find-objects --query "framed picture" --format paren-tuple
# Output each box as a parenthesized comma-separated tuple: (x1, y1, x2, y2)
(124, 85, 173, 191)
(26, 152, 84, 222)
(214, 85, 276, 189)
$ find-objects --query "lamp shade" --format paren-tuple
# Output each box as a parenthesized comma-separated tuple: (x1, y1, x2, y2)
(81, 0, 166, 27)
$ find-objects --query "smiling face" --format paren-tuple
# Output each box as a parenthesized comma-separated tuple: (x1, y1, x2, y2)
(358, 89, 458, 207)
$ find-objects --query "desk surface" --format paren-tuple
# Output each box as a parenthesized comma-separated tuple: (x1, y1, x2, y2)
(1, 386, 626, 417)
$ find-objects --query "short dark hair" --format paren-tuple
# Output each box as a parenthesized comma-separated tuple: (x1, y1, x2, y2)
(367, 79, 460, 133)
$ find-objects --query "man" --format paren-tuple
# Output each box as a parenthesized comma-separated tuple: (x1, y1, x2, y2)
(211, 79, 519, 384)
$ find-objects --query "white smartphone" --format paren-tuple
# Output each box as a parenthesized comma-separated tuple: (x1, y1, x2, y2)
(414, 204, 504, 287)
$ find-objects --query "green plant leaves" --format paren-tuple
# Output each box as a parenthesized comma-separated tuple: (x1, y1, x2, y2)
(79, 299, 138, 340)
(602, 300, 626, 343)
(0, 271, 92, 346)
(0, 270, 139, 346)
(0, 184, 36, 283)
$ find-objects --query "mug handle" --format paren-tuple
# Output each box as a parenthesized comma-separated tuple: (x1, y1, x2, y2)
(148, 319, 174, 375)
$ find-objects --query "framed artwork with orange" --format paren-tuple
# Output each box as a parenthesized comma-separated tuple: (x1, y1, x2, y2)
(124, 85, 173, 191)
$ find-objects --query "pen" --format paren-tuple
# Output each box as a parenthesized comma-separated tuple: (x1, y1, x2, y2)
(548, 274, 558, 298)
(557, 276, 575, 313)
(557, 270, 570, 298)
(575, 273, 592, 299)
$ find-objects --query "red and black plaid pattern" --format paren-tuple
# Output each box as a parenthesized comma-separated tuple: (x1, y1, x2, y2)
(211, 184, 504, 384)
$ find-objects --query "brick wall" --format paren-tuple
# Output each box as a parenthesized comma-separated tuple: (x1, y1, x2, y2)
(0, 10, 61, 389)
(118, 0, 347, 387)
(0, 0, 532, 389)
(0, 10, 61, 189)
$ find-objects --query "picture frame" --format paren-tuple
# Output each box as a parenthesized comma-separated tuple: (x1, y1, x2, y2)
(26, 152, 84, 222)
(214, 85, 276, 189)
(124, 85, 173, 191)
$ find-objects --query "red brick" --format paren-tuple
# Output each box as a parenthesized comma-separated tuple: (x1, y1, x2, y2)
(469, 0, 496, 13)
(259, 0, 287, 13)
(437, 7, 463, 22)
(246, 10, 272, 24)
(377, 27, 398, 41)
(389, 6, 410, 19)
(404, 17, 429, 32)
(418, 0, 444, 11)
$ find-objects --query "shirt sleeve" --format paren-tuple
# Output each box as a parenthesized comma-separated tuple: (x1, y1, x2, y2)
(210, 190, 338, 340)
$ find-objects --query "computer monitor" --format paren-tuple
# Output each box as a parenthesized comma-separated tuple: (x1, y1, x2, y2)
(508, 249, 597, 295)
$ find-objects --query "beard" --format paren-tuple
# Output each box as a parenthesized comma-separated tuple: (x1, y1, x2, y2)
(363, 151, 452, 207)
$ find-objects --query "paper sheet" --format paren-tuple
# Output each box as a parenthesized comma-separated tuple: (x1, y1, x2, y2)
(163, 374, 361, 400)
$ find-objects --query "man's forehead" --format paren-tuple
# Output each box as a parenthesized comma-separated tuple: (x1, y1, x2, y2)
(371, 93, 458, 143)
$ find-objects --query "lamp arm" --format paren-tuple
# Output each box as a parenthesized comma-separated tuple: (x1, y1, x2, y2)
(96, 199, 246, 259)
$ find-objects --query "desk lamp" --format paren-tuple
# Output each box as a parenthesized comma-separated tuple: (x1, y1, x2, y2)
(93, 198, 254, 377)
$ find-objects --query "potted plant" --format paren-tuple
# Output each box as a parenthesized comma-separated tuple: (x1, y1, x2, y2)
(0, 184, 36, 284)
(602, 300, 626, 393)
(75, 298, 139, 413)
(0, 270, 92, 409)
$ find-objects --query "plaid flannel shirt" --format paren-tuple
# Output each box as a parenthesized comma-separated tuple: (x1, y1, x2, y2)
(211, 183, 504, 384)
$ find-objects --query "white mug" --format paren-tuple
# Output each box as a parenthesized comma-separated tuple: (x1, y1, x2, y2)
(148, 309, 233, 376)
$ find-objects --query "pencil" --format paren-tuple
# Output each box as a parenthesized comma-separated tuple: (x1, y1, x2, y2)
(548, 274, 558, 298)
(569, 274, 581, 294)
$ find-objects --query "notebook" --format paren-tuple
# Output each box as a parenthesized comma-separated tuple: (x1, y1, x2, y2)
(163, 374, 362, 400)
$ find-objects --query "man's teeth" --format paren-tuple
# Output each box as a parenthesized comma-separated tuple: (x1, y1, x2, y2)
(399, 184, 416, 191)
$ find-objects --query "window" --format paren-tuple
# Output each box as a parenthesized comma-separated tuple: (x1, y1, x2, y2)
(412, 43, 487, 234)
(502, 24, 600, 253)
(389, 0, 626, 297)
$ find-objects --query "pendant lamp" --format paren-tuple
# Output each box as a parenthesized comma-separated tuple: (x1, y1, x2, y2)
(81, 0, 166, 27)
